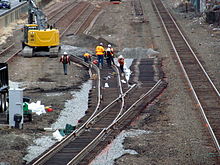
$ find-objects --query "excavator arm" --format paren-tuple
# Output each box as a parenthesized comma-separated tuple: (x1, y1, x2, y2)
(27, 0, 47, 29)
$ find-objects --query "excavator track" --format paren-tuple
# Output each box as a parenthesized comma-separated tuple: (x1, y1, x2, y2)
(22, 46, 33, 58)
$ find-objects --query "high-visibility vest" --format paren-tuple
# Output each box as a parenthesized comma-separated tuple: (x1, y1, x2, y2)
(96, 46, 105, 55)
(110, 48, 114, 56)
(84, 53, 91, 58)
(106, 48, 114, 56)
(60, 55, 70, 64)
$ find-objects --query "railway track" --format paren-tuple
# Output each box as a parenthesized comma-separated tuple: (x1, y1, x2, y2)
(0, 1, 101, 62)
(0, 43, 18, 63)
(0, 1, 168, 163)
(29, 58, 122, 164)
(0, 1, 103, 125)
(152, 0, 220, 153)
(131, 0, 144, 22)
(28, 56, 166, 165)
(0, 1, 77, 58)
(53, 2, 91, 37)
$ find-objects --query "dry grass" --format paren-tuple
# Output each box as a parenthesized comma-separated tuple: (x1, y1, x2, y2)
(0, 19, 25, 45)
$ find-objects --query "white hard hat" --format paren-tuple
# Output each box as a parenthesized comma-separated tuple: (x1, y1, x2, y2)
(64, 52, 67, 55)
(108, 44, 111, 48)
(100, 43, 103, 46)
(118, 55, 123, 59)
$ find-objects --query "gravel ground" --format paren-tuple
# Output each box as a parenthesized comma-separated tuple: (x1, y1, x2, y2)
(0, 0, 220, 164)
(89, 0, 220, 164)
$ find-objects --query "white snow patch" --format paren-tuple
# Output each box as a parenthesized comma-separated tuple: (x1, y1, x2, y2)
(90, 129, 151, 165)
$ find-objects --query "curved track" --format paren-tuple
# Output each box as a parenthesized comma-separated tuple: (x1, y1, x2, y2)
(29, 58, 122, 165)
(0, 1, 170, 163)
(28, 56, 166, 165)
(152, 0, 220, 152)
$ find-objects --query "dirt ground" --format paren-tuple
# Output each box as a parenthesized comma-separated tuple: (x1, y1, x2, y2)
(0, 0, 220, 164)
(89, 0, 220, 164)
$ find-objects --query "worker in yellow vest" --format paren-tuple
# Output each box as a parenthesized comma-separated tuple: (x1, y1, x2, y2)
(83, 53, 92, 63)
(95, 43, 105, 69)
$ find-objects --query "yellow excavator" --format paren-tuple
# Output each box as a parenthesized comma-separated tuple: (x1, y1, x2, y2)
(22, 0, 60, 57)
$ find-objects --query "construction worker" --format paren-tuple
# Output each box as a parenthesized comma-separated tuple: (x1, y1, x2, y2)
(105, 44, 115, 67)
(83, 53, 92, 63)
(60, 52, 70, 75)
(184, 0, 189, 12)
(118, 55, 125, 73)
(95, 43, 105, 68)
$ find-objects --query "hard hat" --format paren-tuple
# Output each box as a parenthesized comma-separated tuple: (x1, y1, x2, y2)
(118, 55, 123, 59)
(64, 52, 67, 55)
(99, 43, 103, 46)
(108, 44, 111, 48)
(84, 53, 90, 56)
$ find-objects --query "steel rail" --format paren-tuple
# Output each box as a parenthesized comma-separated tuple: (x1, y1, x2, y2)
(30, 57, 164, 164)
(112, 65, 123, 96)
(31, 61, 124, 164)
(112, 65, 125, 122)
(73, 7, 96, 35)
(113, 79, 162, 125)
(0, 43, 15, 56)
(0, 2, 77, 58)
(33, 63, 133, 164)
(52, 2, 88, 28)
(67, 127, 106, 165)
(152, 0, 220, 151)
(48, 2, 85, 26)
(85, 64, 124, 127)
(29, 6, 106, 161)
(165, 4, 220, 97)
(47, 3, 76, 21)
(4, 50, 21, 63)
(60, 3, 91, 37)
(69, 55, 102, 129)
(0, 3, 94, 63)
(67, 80, 162, 164)
(84, 10, 104, 35)
(31, 55, 101, 165)
(85, 84, 136, 128)
(133, 0, 144, 16)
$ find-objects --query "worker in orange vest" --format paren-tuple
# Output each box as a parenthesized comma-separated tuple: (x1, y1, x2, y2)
(118, 55, 125, 73)
(105, 44, 115, 67)
(95, 43, 105, 69)
(83, 53, 92, 63)
(60, 52, 70, 75)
